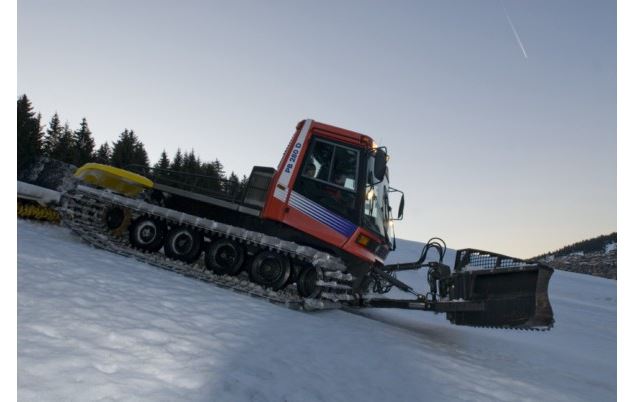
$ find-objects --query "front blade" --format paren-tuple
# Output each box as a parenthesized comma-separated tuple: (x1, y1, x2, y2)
(445, 249, 554, 330)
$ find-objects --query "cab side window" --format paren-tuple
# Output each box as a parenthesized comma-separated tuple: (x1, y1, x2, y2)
(301, 140, 333, 181)
(295, 138, 360, 223)
(330, 146, 358, 191)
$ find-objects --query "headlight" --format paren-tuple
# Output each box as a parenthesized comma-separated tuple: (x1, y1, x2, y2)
(366, 188, 374, 200)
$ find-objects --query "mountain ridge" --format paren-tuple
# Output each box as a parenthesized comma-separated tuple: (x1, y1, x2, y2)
(534, 233, 617, 279)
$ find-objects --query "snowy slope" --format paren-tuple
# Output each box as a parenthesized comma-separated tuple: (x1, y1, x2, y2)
(17, 221, 616, 401)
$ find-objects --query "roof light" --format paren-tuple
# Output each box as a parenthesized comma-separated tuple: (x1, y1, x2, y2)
(360, 135, 373, 148)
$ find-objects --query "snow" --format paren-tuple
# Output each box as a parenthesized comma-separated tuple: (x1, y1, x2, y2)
(18, 221, 616, 401)
(605, 241, 617, 253)
(17, 181, 61, 205)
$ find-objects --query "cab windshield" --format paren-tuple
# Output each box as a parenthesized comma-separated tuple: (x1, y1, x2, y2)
(363, 152, 393, 247)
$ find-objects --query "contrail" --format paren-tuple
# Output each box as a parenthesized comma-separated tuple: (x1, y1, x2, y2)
(500, 0, 528, 59)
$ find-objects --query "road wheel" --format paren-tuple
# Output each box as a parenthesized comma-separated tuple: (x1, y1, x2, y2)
(249, 251, 291, 291)
(205, 239, 245, 275)
(164, 226, 203, 263)
(129, 217, 165, 252)
(297, 267, 322, 298)
(104, 206, 131, 236)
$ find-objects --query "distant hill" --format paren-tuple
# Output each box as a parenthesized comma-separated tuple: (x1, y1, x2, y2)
(534, 232, 617, 259)
(534, 233, 617, 279)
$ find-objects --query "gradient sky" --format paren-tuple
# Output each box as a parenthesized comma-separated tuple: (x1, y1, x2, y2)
(18, 0, 616, 258)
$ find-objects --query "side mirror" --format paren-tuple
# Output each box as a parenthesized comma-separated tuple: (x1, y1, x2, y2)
(398, 194, 405, 220)
(373, 149, 387, 181)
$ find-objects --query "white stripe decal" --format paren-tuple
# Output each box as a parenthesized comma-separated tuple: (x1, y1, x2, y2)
(273, 119, 313, 202)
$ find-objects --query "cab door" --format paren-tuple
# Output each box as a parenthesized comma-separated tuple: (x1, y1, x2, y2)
(284, 137, 362, 247)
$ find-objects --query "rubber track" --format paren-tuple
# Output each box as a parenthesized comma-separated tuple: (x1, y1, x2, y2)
(58, 186, 355, 311)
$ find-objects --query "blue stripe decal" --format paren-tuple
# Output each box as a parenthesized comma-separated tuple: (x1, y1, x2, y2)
(291, 192, 347, 225)
(289, 193, 350, 231)
(293, 202, 349, 234)
(295, 203, 353, 237)
(289, 197, 335, 227)
(290, 196, 349, 231)
(289, 192, 357, 237)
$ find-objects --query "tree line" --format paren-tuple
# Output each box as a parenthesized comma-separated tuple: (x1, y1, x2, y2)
(17, 94, 247, 197)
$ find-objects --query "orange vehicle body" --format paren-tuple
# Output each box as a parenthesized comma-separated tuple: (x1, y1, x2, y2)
(261, 119, 388, 265)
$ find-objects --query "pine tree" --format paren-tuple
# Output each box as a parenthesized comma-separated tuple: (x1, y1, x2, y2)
(183, 149, 196, 172)
(212, 159, 226, 180)
(184, 150, 201, 172)
(170, 148, 183, 171)
(72, 117, 95, 166)
(239, 174, 249, 194)
(181, 150, 202, 186)
(154, 150, 170, 170)
(94, 142, 112, 164)
(201, 161, 221, 192)
(43, 112, 62, 157)
(17, 95, 43, 171)
(110, 129, 149, 168)
(193, 155, 203, 188)
(50, 122, 76, 164)
(132, 134, 149, 168)
(226, 171, 240, 197)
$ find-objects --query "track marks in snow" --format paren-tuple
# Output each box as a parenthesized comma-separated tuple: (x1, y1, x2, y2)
(18, 221, 615, 401)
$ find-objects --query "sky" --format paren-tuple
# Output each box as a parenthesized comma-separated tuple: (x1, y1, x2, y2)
(17, 0, 616, 258)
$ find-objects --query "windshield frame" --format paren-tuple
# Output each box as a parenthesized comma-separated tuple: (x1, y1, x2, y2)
(362, 150, 393, 247)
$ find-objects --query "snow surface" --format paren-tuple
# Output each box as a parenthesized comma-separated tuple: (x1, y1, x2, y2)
(18, 221, 616, 401)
